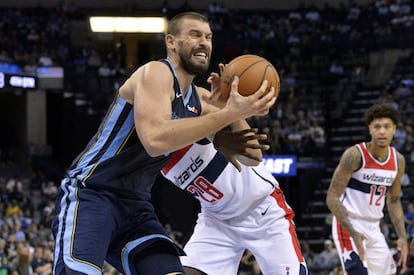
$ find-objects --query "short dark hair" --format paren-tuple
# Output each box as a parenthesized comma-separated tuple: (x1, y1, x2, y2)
(363, 103, 400, 125)
(167, 12, 209, 35)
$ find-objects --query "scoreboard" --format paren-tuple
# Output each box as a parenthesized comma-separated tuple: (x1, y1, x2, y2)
(0, 72, 37, 89)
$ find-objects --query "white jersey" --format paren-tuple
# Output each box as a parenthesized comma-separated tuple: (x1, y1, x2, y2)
(161, 139, 276, 220)
(341, 142, 398, 221)
(161, 139, 308, 274)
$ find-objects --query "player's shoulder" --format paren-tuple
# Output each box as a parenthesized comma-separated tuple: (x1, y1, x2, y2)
(394, 149, 406, 167)
(119, 60, 173, 103)
(137, 60, 176, 83)
(339, 145, 362, 170)
(138, 60, 172, 75)
(342, 145, 361, 158)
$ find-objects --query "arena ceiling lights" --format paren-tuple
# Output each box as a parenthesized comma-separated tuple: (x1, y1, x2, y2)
(89, 17, 167, 33)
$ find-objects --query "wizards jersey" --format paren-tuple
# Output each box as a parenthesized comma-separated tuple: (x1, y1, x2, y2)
(161, 140, 277, 220)
(341, 142, 398, 220)
(66, 59, 202, 194)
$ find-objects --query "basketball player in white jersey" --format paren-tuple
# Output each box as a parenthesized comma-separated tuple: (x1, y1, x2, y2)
(326, 103, 409, 274)
(159, 126, 308, 275)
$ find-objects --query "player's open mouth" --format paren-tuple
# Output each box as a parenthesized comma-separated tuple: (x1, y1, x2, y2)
(193, 52, 208, 62)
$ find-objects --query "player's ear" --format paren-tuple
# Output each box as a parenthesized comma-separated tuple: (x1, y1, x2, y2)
(218, 63, 225, 75)
(165, 34, 176, 51)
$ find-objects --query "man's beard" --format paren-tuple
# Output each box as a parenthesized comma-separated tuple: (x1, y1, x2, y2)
(179, 51, 209, 76)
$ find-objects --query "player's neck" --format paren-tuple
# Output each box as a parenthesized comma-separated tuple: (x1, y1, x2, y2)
(166, 57, 195, 84)
(177, 76, 194, 97)
(167, 58, 195, 97)
(366, 142, 388, 162)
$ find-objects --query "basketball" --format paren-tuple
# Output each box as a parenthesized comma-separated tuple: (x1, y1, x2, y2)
(219, 54, 280, 100)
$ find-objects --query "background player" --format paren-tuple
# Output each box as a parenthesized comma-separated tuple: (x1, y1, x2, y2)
(52, 12, 276, 275)
(326, 103, 408, 274)
(159, 125, 308, 275)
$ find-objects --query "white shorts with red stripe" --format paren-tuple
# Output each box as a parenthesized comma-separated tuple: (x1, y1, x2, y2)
(332, 216, 397, 275)
(181, 188, 308, 275)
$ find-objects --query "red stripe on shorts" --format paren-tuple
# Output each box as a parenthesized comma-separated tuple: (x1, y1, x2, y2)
(271, 188, 304, 262)
(336, 219, 353, 254)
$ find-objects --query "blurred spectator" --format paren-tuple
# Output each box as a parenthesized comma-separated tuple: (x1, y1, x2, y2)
(6, 178, 23, 198)
(41, 181, 57, 200)
(394, 82, 412, 98)
(323, 214, 334, 240)
(311, 239, 340, 275)
(37, 51, 53, 67)
(401, 172, 411, 187)
(394, 122, 407, 151)
(98, 61, 113, 78)
(87, 49, 102, 69)
(328, 60, 345, 84)
(267, 119, 287, 154)
(309, 121, 326, 154)
(305, 6, 321, 22)
(26, 29, 40, 43)
(287, 125, 303, 154)
(405, 202, 414, 238)
(5, 201, 20, 218)
(350, 64, 367, 84)
(41, 246, 53, 273)
(0, 239, 9, 275)
(329, 61, 345, 75)
(0, 50, 13, 63)
(301, 242, 316, 269)
(31, 245, 52, 275)
(13, 221, 26, 242)
(23, 58, 38, 75)
(38, 202, 54, 230)
(9, 242, 33, 275)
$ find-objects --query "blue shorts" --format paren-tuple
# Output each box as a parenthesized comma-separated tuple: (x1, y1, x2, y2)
(52, 177, 184, 274)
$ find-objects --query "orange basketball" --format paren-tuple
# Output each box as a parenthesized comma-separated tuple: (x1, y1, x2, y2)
(219, 54, 280, 100)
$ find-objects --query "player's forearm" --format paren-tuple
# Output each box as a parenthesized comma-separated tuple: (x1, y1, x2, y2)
(387, 196, 409, 239)
(230, 119, 263, 161)
(229, 120, 254, 139)
(326, 198, 356, 236)
(142, 108, 238, 157)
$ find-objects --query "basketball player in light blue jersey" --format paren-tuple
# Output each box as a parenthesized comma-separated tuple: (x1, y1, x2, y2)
(52, 12, 276, 275)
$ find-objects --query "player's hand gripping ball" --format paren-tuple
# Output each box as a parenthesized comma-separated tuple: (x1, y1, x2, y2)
(219, 54, 280, 101)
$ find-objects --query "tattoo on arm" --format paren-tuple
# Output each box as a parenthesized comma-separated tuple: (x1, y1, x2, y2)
(387, 195, 407, 239)
(326, 147, 361, 236)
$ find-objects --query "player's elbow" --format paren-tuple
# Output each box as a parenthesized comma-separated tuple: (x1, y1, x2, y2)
(145, 148, 162, 157)
(325, 193, 336, 212)
(141, 139, 166, 157)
